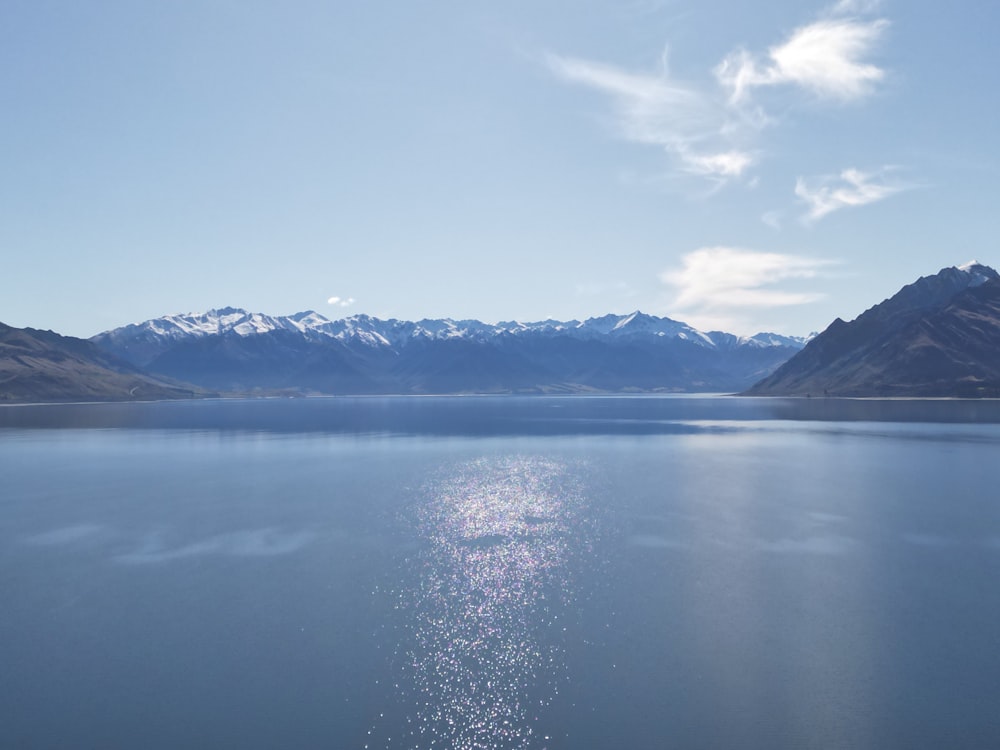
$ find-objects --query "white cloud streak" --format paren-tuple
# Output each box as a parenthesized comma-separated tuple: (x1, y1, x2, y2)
(547, 3, 888, 186)
(761, 210, 783, 230)
(327, 296, 356, 308)
(662, 247, 835, 328)
(679, 148, 755, 178)
(546, 53, 756, 182)
(717, 18, 887, 103)
(795, 167, 907, 221)
(830, 0, 883, 15)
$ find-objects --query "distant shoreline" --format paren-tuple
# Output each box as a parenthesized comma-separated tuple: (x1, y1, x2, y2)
(6, 391, 1000, 408)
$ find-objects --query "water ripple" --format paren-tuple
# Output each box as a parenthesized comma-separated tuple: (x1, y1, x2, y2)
(368, 456, 591, 749)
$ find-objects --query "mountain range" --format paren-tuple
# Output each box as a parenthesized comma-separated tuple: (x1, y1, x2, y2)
(747, 261, 1000, 397)
(89, 310, 807, 395)
(7, 260, 1000, 402)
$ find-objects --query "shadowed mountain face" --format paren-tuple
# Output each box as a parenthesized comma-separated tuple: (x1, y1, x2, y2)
(0, 323, 204, 402)
(92, 310, 806, 395)
(746, 263, 1000, 397)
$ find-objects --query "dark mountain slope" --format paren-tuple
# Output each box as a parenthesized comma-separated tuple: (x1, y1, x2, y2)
(747, 263, 1000, 397)
(0, 323, 203, 402)
(146, 330, 379, 393)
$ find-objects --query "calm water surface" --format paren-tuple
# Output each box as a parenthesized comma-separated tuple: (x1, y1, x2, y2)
(2, 396, 999, 749)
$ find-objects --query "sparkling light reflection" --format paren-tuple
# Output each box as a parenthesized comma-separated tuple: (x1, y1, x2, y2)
(368, 456, 590, 749)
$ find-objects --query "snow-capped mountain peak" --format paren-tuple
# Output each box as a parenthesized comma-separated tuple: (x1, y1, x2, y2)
(100, 308, 813, 348)
(93, 308, 809, 370)
(89, 307, 811, 392)
(956, 260, 999, 287)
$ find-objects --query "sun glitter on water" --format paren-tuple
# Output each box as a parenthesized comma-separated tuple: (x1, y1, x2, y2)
(366, 456, 591, 750)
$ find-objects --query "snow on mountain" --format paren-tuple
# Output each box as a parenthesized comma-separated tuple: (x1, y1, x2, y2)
(90, 307, 812, 394)
(94, 307, 806, 367)
(574, 312, 627, 336)
(495, 318, 583, 335)
(957, 260, 998, 287)
(608, 311, 715, 344)
(140, 307, 292, 338)
(742, 332, 815, 348)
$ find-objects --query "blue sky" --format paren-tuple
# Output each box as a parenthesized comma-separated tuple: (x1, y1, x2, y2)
(3, 0, 998, 337)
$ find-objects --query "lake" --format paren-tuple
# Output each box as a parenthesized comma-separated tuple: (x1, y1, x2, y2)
(2, 396, 999, 749)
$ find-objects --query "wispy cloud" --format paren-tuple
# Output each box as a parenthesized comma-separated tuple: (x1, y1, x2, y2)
(716, 17, 888, 103)
(327, 296, 356, 308)
(679, 148, 756, 178)
(545, 52, 754, 182)
(662, 247, 836, 330)
(546, 2, 888, 187)
(761, 210, 783, 230)
(795, 167, 908, 222)
(830, 0, 883, 15)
